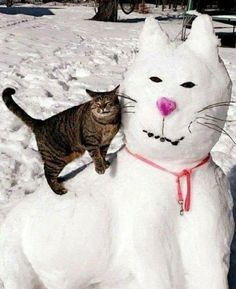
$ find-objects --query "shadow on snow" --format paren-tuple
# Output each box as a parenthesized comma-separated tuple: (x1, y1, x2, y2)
(228, 165, 236, 288)
(0, 6, 56, 16)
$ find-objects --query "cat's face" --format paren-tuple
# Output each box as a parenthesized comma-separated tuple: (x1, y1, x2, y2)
(123, 16, 232, 163)
(87, 86, 121, 122)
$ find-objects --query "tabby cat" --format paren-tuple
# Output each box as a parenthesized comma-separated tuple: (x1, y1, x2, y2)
(2, 86, 121, 195)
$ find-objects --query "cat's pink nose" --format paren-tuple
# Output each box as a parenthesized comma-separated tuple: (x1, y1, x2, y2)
(156, 97, 177, 117)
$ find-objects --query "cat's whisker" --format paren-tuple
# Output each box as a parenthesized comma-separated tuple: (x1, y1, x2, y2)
(197, 105, 233, 114)
(122, 108, 136, 112)
(122, 111, 136, 114)
(197, 102, 235, 113)
(205, 122, 236, 145)
(188, 116, 211, 133)
(121, 102, 136, 109)
(196, 121, 224, 134)
(122, 101, 133, 106)
(202, 101, 236, 108)
(210, 101, 235, 105)
(194, 115, 226, 124)
(204, 103, 234, 109)
(205, 114, 236, 122)
(122, 105, 135, 109)
(198, 101, 235, 109)
(196, 116, 211, 121)
(188, 121, 193, 133)
(196, 121, 236, 145)
(117, 93, 138, 103)
(190, 114, 236, 132)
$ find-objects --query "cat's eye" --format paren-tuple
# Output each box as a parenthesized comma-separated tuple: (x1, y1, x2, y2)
(105, 102, 112, 108)
(180, 82, 196, 88)
(150, 76, 162, 83)
(94, 97, 103, 104)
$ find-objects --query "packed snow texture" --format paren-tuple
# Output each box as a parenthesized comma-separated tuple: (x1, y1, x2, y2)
(0, 5, 187, 222)
(0, 6, 236, 289)
(0, 5, 140, 223)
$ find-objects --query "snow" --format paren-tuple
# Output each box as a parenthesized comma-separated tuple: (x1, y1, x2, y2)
(0, 5, 190, 222)
(0, 5, 236, 288)
(0, 5, 140, 222)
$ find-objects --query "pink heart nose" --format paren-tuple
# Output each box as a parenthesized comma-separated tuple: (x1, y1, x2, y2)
(156, 97, 177, 117)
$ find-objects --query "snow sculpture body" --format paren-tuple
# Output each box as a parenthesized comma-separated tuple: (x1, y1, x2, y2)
(0, 15, 234, 289)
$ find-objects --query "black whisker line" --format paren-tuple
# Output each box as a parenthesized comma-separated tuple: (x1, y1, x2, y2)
(204, 103, 234, 109)
(198, 101, 234, 110)
(117, 93, 137, 103)
(197, 121, 236, 145)
(122, 105, 135, 109)
(196, 121, 223, 134)
(123, 101, 133, 106)
(118, 92, 132, 98)
(207, 101, 236, 105)
(204, 122, 236, 145)
(188, 116, 213, 133)
(201, 101, 236, 109)
(205, 114, 236, 123)
(123, 111, 135, 114)
(188, 121, 193, 133)
(197, 106, 232, 114)
(197, 116, 220, 124)
(196, 116, 212, 122)
(197, 103, 234, 113)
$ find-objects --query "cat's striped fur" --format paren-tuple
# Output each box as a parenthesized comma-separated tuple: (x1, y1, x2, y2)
(2, 86, 121, 195)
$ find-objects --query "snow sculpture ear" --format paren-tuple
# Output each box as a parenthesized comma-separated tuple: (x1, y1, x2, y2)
(185, 15, 220, 64)
(139, 16, 171, 55)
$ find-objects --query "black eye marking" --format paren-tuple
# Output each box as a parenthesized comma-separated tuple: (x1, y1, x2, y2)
(150, 76, 162, 83)
(181, 82, 196, 88)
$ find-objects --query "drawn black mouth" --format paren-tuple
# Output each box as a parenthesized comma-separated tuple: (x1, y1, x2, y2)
(143, 130, 184, 146)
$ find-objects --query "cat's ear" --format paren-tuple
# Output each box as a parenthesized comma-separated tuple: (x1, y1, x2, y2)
(86, 86, 120, 99)
(86, 89, 98, 98)
(111, 85, 120, 96)
(139, 16, 171, 55)
(185, 15, 220, 64)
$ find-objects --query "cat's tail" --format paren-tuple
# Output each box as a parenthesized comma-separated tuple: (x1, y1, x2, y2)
(2, 88, 41, 129)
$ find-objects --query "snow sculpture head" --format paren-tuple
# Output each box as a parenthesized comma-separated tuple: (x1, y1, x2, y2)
(123, 15, 232, 164)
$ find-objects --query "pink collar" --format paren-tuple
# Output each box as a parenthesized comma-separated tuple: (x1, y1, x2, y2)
(125, 146, 211, 215)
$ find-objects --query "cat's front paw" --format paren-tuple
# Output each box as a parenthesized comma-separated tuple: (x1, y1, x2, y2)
(52, 185, 68, 195)
(104, 160, 110, 169)
(95, 162, 107, 175)
(95, 165, 106, 175)
(55, 188, 68, 195)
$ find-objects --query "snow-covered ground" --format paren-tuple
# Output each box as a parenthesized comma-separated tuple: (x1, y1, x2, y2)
(0, 4, 236, 226)
(0, 4, 236, 289)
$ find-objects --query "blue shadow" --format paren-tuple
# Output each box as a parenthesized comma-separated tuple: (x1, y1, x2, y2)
(0, 6, 55, 16)
(228, 165, 236, 288)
